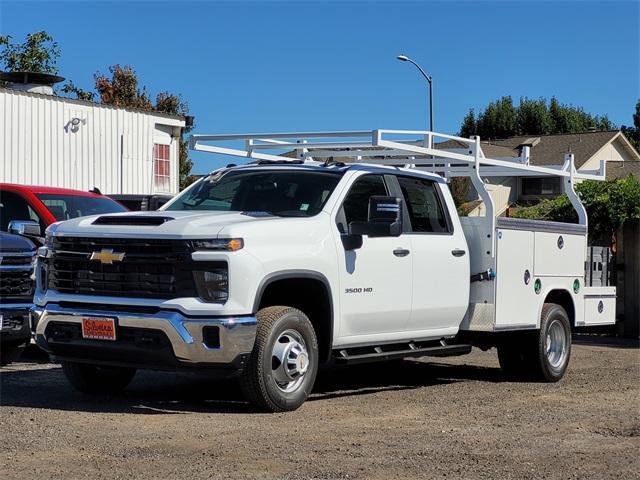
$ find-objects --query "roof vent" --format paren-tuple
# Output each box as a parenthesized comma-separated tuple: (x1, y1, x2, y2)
(0, 71, 65, 96)
(518, 137, 541, 148)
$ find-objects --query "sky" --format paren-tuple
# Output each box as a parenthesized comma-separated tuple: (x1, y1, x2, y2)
(1, 0, 638, 174)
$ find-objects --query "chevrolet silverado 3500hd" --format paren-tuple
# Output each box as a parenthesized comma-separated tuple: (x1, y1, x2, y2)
(32, 130, 616, 412)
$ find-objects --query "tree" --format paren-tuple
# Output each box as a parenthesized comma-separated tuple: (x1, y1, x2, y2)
(621, 99, 640, 151)
(459, 109, 477, 138)
(459, 96, 616, 138)
(512, 175, 640, 244)
(94, 64, 153, 110)
(60, 80, 95, 101)
(0, 31, 60, 74)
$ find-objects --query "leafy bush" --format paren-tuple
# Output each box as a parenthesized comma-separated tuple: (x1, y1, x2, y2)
(512, 175, 640, 244)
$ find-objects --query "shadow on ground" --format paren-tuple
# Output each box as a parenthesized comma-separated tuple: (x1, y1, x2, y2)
(0, 349, 498, 414)
(4, 335, 634, 415)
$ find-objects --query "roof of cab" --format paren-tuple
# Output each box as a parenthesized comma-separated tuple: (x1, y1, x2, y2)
(211, 161, 446, 183)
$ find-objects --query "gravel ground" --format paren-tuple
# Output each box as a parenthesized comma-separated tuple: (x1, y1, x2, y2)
(1, 335, 638, 480)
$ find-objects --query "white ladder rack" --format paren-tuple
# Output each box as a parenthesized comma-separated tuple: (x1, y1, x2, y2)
(190, 129, 610, 232)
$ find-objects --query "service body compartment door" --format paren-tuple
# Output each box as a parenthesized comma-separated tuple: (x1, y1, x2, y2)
(534, 232, 585, 277)
(583, 287, 616, 325)
(495, 229, 537, 328)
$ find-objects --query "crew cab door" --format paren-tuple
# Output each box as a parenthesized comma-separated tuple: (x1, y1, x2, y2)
(334, 174, 412, 340)
(393, 175, 469, 333)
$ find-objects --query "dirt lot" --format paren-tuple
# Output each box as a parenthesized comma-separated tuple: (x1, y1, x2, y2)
(1, 336, 638, 480)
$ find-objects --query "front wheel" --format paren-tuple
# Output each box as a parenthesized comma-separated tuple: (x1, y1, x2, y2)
(62, 361, 136, 394)
(241, 306, 318, 412)
(0, 340, 27, 366)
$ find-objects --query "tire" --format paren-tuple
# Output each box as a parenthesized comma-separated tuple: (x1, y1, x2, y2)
(0, 340, 27, 366)
(497, 303, 571, 382)
(241, 306, 319, 412)
(529, 303, 571, 382)
(61, 361, 136, 394)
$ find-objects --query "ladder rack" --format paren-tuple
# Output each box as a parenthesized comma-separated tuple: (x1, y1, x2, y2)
(190, 129, 610, 231)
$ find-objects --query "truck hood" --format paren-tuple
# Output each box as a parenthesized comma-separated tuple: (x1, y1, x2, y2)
(48, 210, 283, 239)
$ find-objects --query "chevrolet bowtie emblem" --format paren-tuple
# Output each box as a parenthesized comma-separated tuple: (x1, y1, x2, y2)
(90, 249, 125, 264)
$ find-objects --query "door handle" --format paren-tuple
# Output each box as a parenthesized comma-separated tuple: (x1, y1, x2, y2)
(451, 249, 466, 257)
(393, 248, 410, 257)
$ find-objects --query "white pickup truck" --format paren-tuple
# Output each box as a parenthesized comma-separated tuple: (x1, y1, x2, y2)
(32, 129, 616, 412)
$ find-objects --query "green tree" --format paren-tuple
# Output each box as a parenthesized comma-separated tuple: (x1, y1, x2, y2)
(621, 99, 640, 151)
(60, 80, 95, 101)
(476, 96, 518, 139)
(460, 96, 616, 138)
(459, 109, 477, 137)
(0, 31, 60, 74)
(512, 175, 640, 244)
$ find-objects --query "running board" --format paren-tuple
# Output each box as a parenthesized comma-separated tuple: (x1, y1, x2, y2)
(332, 339, 472, 365)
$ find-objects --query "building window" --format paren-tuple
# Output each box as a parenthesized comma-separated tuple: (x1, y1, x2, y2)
(521, 177, 562, 196)
(153, 144, 171, 192)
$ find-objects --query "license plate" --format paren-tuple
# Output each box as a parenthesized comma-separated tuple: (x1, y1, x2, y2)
(81, 317, 116, 341)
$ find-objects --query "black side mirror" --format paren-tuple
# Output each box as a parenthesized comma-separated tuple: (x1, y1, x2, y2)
(348, 196, 403, 238)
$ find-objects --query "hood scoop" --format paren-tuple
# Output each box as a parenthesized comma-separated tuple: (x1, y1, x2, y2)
(93, 215, 174, 226)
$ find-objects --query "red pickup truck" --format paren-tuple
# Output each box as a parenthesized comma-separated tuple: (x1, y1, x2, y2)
(0, 184, 127, 242)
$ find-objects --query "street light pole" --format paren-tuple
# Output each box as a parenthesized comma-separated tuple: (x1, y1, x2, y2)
(397, 54, 434, 132)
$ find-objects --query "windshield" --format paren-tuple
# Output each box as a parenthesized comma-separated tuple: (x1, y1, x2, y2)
(165, 169, 342, 217)
(37, 194, 127, 221)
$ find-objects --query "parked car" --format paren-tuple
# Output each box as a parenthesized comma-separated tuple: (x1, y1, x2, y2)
(0, 231, 36, 366)
(0, 184, 128, 243)
(108, 194, 173, 211)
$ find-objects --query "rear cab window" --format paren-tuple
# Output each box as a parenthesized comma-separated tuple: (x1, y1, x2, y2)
(36, 194, 127, 221)
(396, 176, 452, 234)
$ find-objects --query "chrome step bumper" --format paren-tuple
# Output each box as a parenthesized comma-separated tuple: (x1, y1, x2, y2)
(32, 303, 257, 367)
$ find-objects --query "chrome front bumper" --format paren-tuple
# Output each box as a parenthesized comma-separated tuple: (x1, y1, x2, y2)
(32, 303, 257, 367)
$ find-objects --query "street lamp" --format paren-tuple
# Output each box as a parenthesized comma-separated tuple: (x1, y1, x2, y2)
(397, 54, 434, 131)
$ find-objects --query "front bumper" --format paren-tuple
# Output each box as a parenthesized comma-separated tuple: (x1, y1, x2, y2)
(32, 303, 257, 371)
(0, 303, 32, 343)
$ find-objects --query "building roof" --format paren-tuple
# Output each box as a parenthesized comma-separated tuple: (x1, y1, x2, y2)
(0, 86, 186, 123)
(439, 130, 640, 169)
(604, 161, 640, 180)
(486, 130, 621, 167)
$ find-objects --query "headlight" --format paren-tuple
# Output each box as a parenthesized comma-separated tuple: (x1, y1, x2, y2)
(192, 238, 244, 251)
(193, 265, 229, 303)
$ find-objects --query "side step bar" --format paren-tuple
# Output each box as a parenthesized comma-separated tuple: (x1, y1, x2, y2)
(332, 339, 472, 365)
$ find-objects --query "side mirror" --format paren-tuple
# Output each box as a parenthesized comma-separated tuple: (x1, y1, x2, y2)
(348, 196, 403, 238)
(8, 220, 42, 238)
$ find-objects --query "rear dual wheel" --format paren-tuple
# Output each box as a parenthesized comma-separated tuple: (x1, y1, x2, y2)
(498, 303, 571, 382)
(241, 306, 318, 412)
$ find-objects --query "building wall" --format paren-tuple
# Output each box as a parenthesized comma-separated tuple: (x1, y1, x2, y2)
(0, 88, 184, 195)
(580, 137, 628, 171)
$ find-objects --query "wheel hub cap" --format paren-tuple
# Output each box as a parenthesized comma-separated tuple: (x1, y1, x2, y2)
(271, 330, 309, 393)
(545, 319, 567, 369)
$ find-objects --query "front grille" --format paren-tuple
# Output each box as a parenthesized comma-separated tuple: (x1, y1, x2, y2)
(0, 313, 28, 331)
(48, 237, 199, 299)
(0, 253, 35, 300)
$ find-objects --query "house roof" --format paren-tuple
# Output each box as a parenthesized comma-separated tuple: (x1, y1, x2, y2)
(604, 161, 640, 180)
(486, 130, 621, 167)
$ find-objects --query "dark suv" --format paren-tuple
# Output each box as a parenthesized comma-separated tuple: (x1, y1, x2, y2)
(0, 231, 36, 365)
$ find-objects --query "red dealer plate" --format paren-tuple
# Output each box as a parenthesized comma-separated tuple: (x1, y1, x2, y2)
(81, 317, 116, 341)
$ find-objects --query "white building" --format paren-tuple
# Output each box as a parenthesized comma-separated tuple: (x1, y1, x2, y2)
(0, 84, 185, 195)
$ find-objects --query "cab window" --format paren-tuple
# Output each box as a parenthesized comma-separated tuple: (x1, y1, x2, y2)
(336, 174, 388, 233)
(0, 191, 43, 232)
(397, 176, 451, 234)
